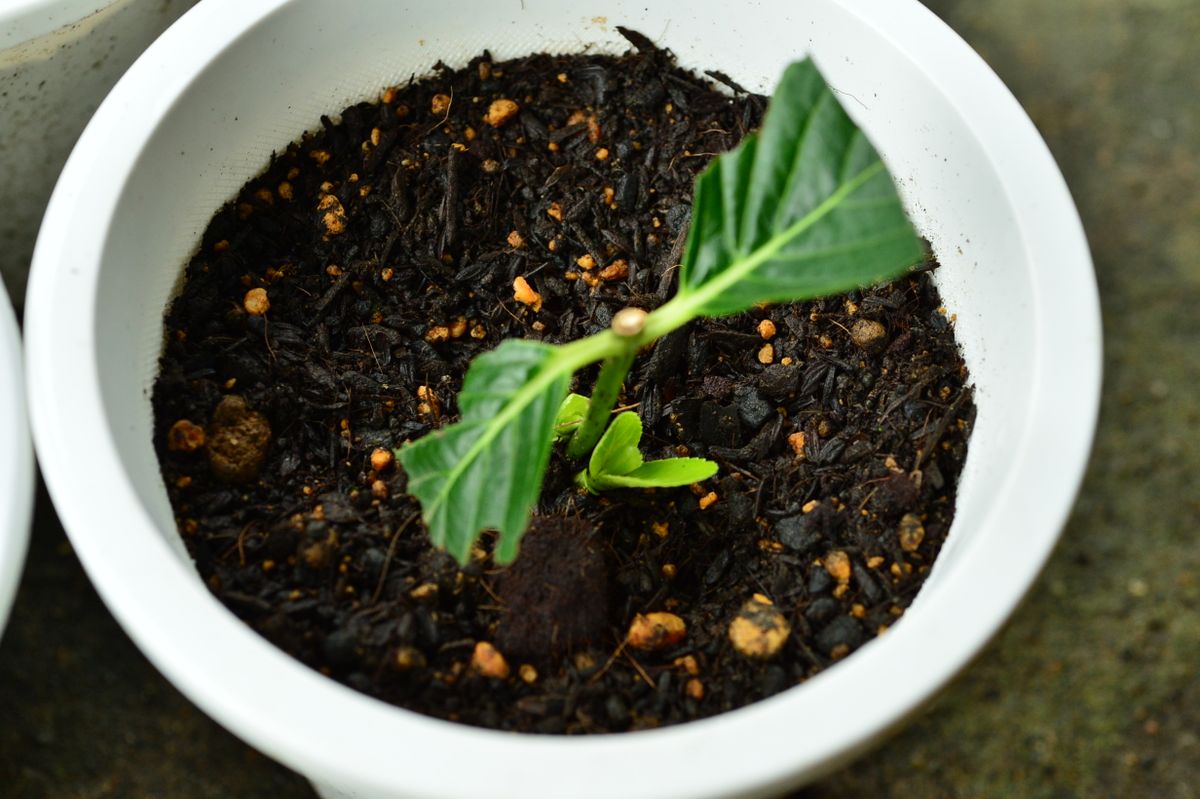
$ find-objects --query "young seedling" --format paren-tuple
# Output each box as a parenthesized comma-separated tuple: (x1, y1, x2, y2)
(575, 411, 717, 494)
(555, 389, 718, 493)
(398, 59, 923, 565)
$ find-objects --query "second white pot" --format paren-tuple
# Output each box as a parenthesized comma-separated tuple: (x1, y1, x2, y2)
(0, 275, 33, 641)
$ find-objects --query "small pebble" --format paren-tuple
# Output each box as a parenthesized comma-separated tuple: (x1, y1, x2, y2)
(409, 583, 439, 601)
(728, 595, 791, 659)
(471, 641, 510, 679)
(167, 419, 206, 453)
(599, 259, 629, 281)
(734, 386, 773, 429)
(518, 664, 538, 684)
(685, 678, 705, 700)
(430, 93, 451, 115)
(806, 563, 835, 595)
(872, 472, 919, 515)
(757, 343, 775, 364)
(206, 395, 271, 483)
(757, 319, 776, 340)
(816, 615, 864, 658)
(898, 513, 925, 552)
(573, 652, 598, 673)
(512, 276, 543, 311)
(776, 514, 820, 554)
(243, 287, 270, 316)
(674, 655, 700, 676)
(507, 230, 525, 248)
(850, 319, 887, 351)
(626, 612, 687, 651)
(318, 195, 348, 236)
(787, 431, 807, 458)
(805, 597, 840, 625)
(484, 98, 519, 127)
(300, 540, 330, 569)
(370, 448, 393, 472)
(824, 550, 852, 582)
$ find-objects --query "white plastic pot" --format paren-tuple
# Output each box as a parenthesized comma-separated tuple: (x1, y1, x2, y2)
(0, 276, 33, 640)
(24, 1, 1101, 797)
(0, 0, 196, 307)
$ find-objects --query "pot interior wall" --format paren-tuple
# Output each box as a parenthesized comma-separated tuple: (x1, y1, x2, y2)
(94, 0, 1034, 606)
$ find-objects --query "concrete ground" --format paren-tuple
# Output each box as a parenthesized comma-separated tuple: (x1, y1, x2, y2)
(2, 1, 1197, 796)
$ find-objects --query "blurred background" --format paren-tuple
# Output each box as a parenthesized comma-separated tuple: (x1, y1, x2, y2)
(1, 0, 1197, 796)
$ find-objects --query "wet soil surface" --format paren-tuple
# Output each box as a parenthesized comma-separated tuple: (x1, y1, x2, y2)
(152, 30, 974, 734)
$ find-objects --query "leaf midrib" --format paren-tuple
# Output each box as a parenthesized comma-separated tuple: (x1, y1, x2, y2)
(418, 333, 616, 524)
(667, 158, 887, 328)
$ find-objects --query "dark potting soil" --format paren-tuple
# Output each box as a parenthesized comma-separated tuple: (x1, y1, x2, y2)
(152, 30, 975, 734)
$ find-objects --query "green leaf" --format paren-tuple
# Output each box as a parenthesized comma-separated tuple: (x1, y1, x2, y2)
(584, 458, 719, 492)
(553, 393, 590, 441)
(577, 411, 718, 493)
(587, 411, 645, 477)
(675, 60, 923, 317)
(397, 340, 569, 565)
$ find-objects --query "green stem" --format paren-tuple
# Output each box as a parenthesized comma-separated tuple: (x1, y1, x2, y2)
(566, 347, 637, 460)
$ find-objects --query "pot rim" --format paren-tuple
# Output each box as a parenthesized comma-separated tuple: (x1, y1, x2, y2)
(24, 1, 1101, 796)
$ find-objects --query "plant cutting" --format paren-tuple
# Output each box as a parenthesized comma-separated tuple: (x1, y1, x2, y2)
(398, 59, 921, 565)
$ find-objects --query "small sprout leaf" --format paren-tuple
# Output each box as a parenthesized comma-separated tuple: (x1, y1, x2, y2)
(584, 458, 718, 492)
(577, 411, 718, 493)
(587, 411, 645, 478)
(553, 393, 590, 440)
